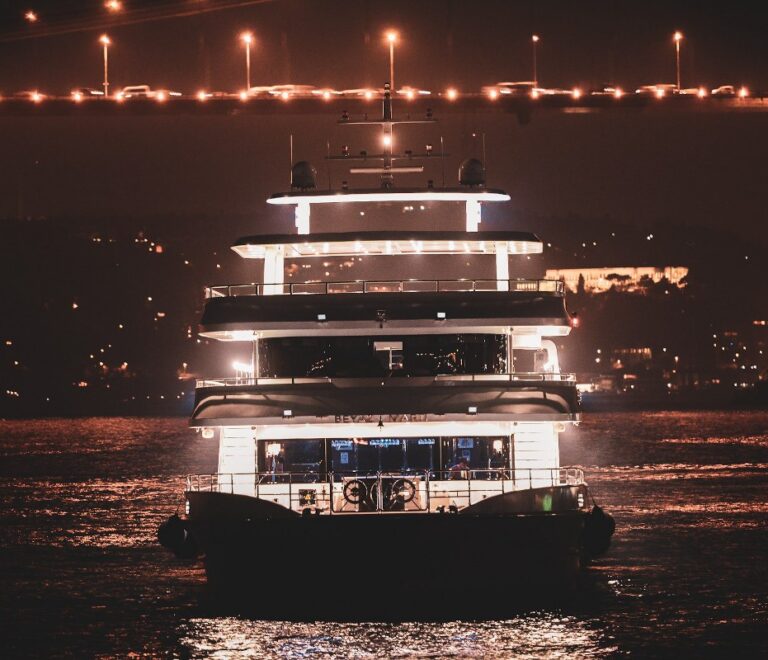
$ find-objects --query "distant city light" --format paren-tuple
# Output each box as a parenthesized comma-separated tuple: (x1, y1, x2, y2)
(655, 88, 665, 98)
(613, 87, 624, 98)
(104, 1, 122, 12)
(738, 86, 749, 98)
(240, 31, 253, 45)
(697, 87, 707, 98)
(572, 87, 582, 99)
(24, 10, 38, 23)
(488, 89, 499, 100)
(197, 90, 208, 101)
(674, 31, 683, 43)
(446, 88, 458, 100)
(99, 34, 111, 45)
(386, 31, 398, 44)
(382, 134, 392, 147)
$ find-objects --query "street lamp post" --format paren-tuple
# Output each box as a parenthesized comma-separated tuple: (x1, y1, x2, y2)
(99, 35, 111, 98)
(386, 31, 397, 91)
(241, 32, 253, 91)
(532, 34, 540, 87)
(674, 31, 683, 92)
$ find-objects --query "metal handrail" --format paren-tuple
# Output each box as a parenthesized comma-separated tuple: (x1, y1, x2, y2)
(184, 468, 585, 515)
(195, 372, 577, 388)
(205, 278, 565, 298)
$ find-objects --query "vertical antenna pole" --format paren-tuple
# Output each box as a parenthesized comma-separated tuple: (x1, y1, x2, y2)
(440, 136, 445, 188)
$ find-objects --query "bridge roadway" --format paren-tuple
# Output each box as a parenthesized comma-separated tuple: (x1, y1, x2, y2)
(0, 94, 765, 120)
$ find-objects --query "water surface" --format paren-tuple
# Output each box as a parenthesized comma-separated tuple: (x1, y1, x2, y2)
(1, 412, 767, 657)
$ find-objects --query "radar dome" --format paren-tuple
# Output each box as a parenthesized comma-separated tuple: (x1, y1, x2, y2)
(458, 158, 486, 187)
(291, 161, 317, 190)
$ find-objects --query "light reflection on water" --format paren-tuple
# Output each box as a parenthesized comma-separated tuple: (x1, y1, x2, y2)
(1, 412, 767, 657)
(179, 616, 615, 659)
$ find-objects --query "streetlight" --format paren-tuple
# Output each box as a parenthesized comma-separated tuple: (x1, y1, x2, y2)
(673, 31, 683, 91)
(532, 34, 540, 87)
(99, 35, 111, 98)
(24, 10, 38, 23)
(240, 31, 253, 92)
(104, 1, 122, 12)
(386, 31, 397, 92)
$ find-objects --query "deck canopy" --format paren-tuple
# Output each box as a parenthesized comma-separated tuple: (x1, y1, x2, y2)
(266, 187, 510, 205)
(232, 230, 543, 259)
(266, 187, 511, 234)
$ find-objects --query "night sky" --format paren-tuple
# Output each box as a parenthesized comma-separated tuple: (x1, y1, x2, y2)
(1, 0, 767, 413)
(0, 0, 766, 239)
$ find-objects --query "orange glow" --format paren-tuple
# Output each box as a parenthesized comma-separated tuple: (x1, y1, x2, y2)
(280, 91, 290, 100)
(322, 90, 331, 100)
(364, 90, 373, 100)
(697, 86, 707, 98)
(488, 89, 499, 100)
(405, 89, 415, 100)
(241, 31, 253, 45)
(31, 91, 42, 103)
(72, 91, 83, 102)
(238, 90, 248, 101)
(613, 87, 624, 99)
(530, 88, 540, 99)
(104, 0, 122, 12)
(738, 86, 749, 98)
(572, 87, 582, 99)
(99, 34, 111, 45)
(532, 34, 540, 43)
(446, 88, 458, 100)
(655, 87, 665, 98)
(156, 91, 167, 102)
(386, 31, 398, 44)
(674, 31, 683, 42)
(24, 10, 38, 23)
(382, 134, 392, 147)
(197, 90, 208, 101)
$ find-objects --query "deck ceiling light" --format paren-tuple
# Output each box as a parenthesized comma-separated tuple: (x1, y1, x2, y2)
(283, 409, 293, 418)
(317, 313, 327, 321)
(436, 312, 446, 319)
(468, 406, 478, 415)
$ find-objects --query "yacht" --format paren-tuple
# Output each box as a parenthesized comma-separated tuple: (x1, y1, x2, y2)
(159, 84, 614, 616)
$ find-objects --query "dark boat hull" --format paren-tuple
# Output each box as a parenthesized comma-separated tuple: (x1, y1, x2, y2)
(184, 490, 594, 618)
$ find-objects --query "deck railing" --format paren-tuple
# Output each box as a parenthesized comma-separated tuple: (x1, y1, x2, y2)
(195, 372, 577, 388)
(205, 278, 565, 298)
(185, 468, 585, 514)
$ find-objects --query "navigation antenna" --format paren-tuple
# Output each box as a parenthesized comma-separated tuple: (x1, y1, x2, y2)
(328, 81, 443, 190)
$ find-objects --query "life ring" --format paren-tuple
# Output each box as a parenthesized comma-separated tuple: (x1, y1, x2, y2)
(343, 479, 367, 505)
(391, 478, 416, 503)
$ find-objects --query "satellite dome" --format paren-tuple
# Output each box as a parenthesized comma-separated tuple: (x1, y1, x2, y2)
(458, 158, 486, 187)
(291, 161, 317, 190)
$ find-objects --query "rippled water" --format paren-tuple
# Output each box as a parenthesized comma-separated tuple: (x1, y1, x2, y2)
(1, 412, 767, 657)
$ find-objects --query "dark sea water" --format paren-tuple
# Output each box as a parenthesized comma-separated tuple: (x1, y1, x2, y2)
(1, 412, 767, 658)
